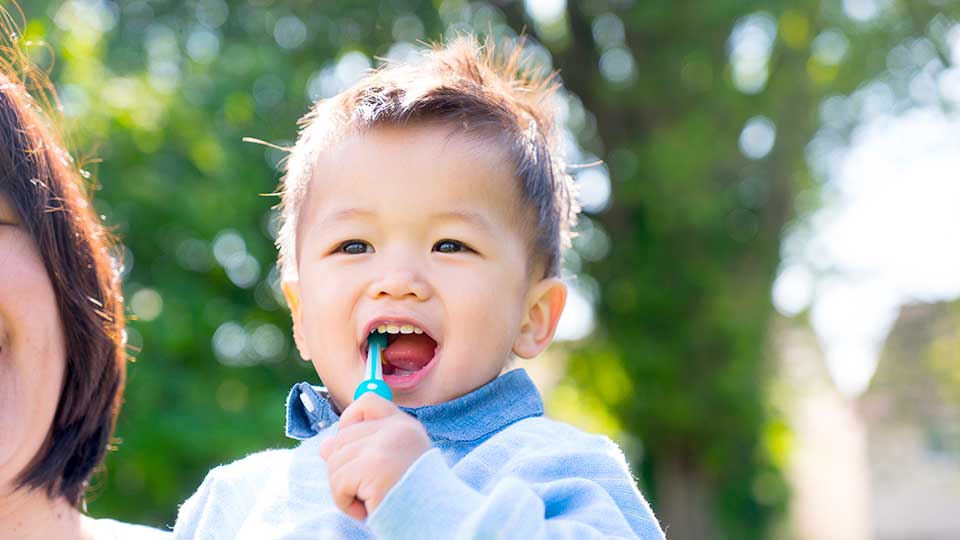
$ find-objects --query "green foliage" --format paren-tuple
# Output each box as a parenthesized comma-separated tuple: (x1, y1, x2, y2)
(515, 1, 960, 538)
(12, 0, 958, 537)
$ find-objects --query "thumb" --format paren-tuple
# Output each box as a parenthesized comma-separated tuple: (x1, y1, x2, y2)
(346, 498, 367, 521)
(338, 392, 399, 430)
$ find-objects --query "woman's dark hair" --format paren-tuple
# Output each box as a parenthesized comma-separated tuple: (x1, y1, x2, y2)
(0, 7, 126, 506)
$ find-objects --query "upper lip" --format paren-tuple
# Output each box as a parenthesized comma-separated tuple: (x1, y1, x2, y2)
(359, 315, 439, 355)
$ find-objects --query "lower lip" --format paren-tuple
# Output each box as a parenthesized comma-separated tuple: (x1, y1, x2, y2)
(381, 353, 437, 391)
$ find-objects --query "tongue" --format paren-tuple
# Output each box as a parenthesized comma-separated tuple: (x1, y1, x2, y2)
(383, 334, 436, 371)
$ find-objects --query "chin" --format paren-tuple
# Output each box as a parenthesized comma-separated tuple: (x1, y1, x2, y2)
(392, 391, 431, 409)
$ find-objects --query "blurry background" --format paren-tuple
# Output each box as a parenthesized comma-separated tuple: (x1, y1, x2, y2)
(7, 0, 959, 538)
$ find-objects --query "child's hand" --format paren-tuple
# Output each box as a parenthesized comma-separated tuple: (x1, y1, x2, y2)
(317, 393, 432, 520)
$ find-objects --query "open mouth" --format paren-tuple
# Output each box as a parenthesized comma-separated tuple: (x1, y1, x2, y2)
(363, 322, 439, 384)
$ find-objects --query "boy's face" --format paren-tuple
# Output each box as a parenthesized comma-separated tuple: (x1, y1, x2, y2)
(284, 125, 566, 409)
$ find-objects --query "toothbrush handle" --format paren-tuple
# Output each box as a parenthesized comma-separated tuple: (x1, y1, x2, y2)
(354, 378, 392, 401)
(354, 341, 392, 401)
(369, 343, 383, 380)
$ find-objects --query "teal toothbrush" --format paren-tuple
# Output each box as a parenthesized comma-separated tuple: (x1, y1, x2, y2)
(354, 333, 393, 401)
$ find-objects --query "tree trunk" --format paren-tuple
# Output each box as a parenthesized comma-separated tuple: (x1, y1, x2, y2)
(656, 455, 715, 540)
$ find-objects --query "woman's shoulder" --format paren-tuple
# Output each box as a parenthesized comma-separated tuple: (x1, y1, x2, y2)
(87, 517, 172, 540)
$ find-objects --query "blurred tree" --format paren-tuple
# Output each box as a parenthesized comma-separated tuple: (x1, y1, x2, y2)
(10, 0, 960, 537)
(503, 1, 960, 539)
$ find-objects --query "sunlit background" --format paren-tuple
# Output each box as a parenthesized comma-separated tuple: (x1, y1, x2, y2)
(8, 0, 959, 538)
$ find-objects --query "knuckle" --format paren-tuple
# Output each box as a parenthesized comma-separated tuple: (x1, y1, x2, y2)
(397, 418, 422, 437)
(328, 468, 341, 490)
(330, 468, 348, 494)
(357, 393, 378, 409)
(370, 452, 390, 471)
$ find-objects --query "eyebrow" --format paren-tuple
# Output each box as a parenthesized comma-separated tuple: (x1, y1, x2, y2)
(321, 207, 376, 227)
(431, 210, 495, 233)
(320, 207, 494, 233)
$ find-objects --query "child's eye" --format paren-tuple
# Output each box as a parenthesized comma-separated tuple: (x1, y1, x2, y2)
(335, 240, 373, 255)
(433, 239, 474, 254)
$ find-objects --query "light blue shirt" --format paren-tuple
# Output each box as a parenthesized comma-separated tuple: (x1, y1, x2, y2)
(173, 369, 664, 540)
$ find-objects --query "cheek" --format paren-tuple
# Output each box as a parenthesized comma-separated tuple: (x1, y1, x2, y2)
(0, 233, 67, 486)
(450, 266, 526, 350)
(0, 360, 26, 475)
(0, 355, 64, 487)
(298, 266, 360, 351)
(297, 266, 367, 409)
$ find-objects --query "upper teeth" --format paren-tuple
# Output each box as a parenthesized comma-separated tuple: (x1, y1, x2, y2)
(373, 324, 424, 335)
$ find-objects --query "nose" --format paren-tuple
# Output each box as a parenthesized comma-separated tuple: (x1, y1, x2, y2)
(367, 267, 432, 301)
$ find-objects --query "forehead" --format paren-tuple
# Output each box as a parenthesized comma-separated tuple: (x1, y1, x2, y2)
(305, 125, 527, 228)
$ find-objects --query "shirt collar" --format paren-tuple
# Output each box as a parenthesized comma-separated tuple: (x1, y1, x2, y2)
(285, 368, 544, 443)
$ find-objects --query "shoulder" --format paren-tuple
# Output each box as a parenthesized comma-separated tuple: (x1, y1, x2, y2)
(485, 417, 665, 540)
(468, 415, 637, 484)
(488, 415, 623, 456)
(182, 435, 331, 500)
(199, 446, 297, 487)
(177, 445, 301, 517)
(174, 441, 326, 537)
(493, 416, 639, 486)
(87, 518, 171, 540)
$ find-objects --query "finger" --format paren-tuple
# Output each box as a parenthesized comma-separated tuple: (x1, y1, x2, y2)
(345, 499, 367, 521)
(324, 436, 369, 474)
(339, 392, 401, 430)
(328, 455, 369, 517)
(320, 418, 386, 461)
(335, 417, 391, 448)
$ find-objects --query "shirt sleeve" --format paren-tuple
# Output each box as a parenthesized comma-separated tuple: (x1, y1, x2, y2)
(366, 444, 665, 540)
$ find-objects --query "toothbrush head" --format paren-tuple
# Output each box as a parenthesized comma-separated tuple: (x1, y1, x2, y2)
(368, 332, 388, 350)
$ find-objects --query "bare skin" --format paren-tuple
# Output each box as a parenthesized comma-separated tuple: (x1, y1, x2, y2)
(0, 488, 98, 540)
(0, 196, 98, 540)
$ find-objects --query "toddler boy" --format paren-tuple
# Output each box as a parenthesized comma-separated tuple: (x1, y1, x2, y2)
(173, 35, 664, 540)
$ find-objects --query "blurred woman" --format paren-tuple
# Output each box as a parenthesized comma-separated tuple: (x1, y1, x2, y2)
(0, 9, 168, 540)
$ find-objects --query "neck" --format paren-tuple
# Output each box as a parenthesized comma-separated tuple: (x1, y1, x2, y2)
(0, 485, 90, 540)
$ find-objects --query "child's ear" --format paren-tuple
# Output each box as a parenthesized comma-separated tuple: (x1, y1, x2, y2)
(282, 280, 311, 361)
(512, 277, 567, 359)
